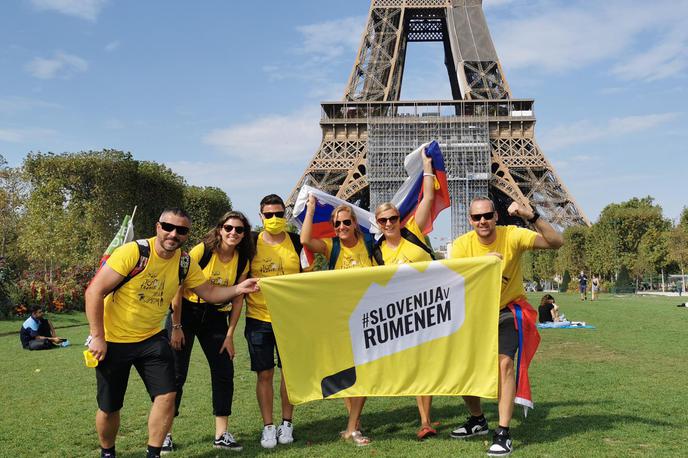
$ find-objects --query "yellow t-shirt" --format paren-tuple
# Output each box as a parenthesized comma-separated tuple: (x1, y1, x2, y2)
(378, 217, 433, 265)
(104, 238, 207, 343)
(183, 243, 249, 311)
(323, 237, 373, 270)
(246, 232, 301, 323)
(450, 225, 537, 308)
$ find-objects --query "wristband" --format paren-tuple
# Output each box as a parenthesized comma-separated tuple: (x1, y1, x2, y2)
(172, 323, 182, 330)
(423, 172, 435, 177)
(527, 211, 540, 224)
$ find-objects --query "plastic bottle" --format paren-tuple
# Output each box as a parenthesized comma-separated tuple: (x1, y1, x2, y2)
(83, 349, 99, 368)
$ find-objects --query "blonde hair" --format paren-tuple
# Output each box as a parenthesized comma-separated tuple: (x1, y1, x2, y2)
(374, 202, 399, 218)
(330, 204, 364, 241)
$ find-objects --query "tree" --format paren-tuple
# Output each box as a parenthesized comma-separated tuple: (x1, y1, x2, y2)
(634, 227, 669, 288)
(668, 226, 688, 293)
(556, 225, 588, 275)
(183, 185, 232, 245)
(0, 155, 27, 260)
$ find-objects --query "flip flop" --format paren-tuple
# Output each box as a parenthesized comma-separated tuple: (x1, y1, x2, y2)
(417, 425, 437, 440)
(340, 430, 371, 447)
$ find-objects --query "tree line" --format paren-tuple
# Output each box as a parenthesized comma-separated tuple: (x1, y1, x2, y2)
(0, 150, 232, 316)
(522, 197, 688, 292)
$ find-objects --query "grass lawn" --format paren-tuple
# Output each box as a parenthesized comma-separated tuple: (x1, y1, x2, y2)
(1, 293, 686, 457)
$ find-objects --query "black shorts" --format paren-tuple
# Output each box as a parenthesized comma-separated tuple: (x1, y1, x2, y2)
(498, 307, 519, 359)
(244, 318, 281, 372)
(95, 330, 175, 413)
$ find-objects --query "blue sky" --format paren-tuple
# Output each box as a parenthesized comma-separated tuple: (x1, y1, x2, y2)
(1, 0, 686, 245)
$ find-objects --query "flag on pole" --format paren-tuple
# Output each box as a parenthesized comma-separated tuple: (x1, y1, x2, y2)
(390, 140, 451, 234)
(260, 256, 502, 404)
(99, 207, 136, 267)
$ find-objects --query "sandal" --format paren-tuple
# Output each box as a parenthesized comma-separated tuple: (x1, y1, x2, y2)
(340, 430, 371, 447)
(417, 425, 437, 440)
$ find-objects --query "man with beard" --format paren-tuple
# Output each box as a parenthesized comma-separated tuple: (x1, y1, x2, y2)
(85, 208, 259, 458)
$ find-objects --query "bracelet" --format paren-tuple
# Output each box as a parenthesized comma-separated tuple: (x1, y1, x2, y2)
(423, 172, 435, 177)
(527, 211, 540, 224)
(172, 323, 182, 330)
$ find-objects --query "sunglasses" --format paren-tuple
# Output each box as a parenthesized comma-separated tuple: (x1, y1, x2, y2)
(470, 211, 495, 222)
(377, 215, 400, 225)
(262, 211, 285, 219)
(158, 221, 190, 235)
(222, 224, 245, 234)
(334, 219, 352, 228)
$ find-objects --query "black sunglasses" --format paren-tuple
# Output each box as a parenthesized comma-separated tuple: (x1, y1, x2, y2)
(262, 211, 285, 219)
(159, 221, 190, 235)
(222, 224, 245, 234)
(470, 211, 495, 222)
(334, 219, 352, 228)
(377, 215, 400, 225)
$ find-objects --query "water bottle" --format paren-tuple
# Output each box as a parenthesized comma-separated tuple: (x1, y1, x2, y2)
(83, 349, 99, 368)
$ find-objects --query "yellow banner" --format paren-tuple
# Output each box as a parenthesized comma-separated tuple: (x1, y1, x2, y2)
(261, 257, 501, 404)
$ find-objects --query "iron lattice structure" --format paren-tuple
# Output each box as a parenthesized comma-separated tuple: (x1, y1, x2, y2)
(287, 0, 589, 234)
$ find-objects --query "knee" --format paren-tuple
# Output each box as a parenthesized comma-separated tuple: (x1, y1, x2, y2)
(155, 391, 177, 405)
(499, 357, 515, 378)
(257, 369, 274, 384)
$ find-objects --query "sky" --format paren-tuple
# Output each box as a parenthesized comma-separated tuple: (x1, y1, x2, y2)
(1, 0, 686, 246)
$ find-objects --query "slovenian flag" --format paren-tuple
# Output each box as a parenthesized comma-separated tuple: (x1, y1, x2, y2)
(99, 207, 136, 268)
(390, 140, 450, 234)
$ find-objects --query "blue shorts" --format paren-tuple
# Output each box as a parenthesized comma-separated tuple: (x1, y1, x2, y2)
(244, 318, 282, 372)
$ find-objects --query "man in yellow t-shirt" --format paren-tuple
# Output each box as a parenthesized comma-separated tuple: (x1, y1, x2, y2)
(85, 208, 258, 458)
(246, 194, 301, 449)
(449, 197, 563, 457)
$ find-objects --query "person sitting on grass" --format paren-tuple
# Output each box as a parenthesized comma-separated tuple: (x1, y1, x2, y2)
(538, 294, 560, 323)
(20, 305, 66, 350)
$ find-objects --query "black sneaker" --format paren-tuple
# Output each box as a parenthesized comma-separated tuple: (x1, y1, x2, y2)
(161, 433, 174, 454)
(214, 431, 243, 451)
(487, 428, 513, 456)
(450, 415, 489, 439)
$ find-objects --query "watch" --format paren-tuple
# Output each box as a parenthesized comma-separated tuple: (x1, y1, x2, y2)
(527, 211, 540, 224)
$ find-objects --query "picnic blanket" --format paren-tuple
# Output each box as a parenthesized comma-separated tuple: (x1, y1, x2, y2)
(537, 321, 595, 329)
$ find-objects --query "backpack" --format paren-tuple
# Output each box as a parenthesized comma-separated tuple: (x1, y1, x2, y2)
(251, 231, 303, 273)
(328, 233, 375, 270)
(197, 242, 248, 286)
(372, 228, 435, 265)
(113, 239, 190, 292)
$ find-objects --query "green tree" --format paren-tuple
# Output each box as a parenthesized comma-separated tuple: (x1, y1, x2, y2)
(556, 225, 588, 275)
(634, 227, 669, 288)
(183, 185, 232, 246)
(0, 155, 27, 260)
(668, 226, 688, 293)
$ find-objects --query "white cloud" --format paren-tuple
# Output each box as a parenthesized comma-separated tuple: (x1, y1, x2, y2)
(295, 16, 365, 61)
(484, 0, 516, 8)
(104, 40, 120, 52)
(540, 113, 681, 151)
(0, 127, 56, 143)
(492, 0, 688, 80)
(0, 96, 60, 114)
(202, 107, 322, 163)
(25, 51, 88, 79)
(30, 0, 107, 21)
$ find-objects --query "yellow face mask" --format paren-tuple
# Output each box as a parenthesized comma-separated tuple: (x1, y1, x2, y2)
(264, 216, 287, 235)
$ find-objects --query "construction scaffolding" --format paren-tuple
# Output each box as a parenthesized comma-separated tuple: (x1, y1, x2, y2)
(368, 115, 490, 239)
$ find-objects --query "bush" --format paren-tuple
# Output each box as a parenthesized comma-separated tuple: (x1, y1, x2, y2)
(15, 265, 95, 313)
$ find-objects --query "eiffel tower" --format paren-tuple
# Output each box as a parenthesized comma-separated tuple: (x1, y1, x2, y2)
(287, 0, 589, 239)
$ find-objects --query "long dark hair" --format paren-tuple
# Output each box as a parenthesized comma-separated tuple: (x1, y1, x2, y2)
(202, 211, 255, 261)
(540, 294, 555, 307)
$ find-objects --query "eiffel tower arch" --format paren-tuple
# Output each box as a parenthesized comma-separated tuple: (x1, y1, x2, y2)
(287, 0, 589, 239)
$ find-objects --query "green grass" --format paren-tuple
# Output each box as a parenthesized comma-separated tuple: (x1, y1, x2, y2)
(1, 293, 686, 457)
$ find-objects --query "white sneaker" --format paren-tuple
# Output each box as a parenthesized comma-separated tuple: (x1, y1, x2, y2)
(277, 421, 294, 444)
(260, 425, 277, 449)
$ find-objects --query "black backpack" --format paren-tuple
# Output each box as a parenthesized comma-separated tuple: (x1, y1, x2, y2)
(197, 242, 249, 286)
(113, 239, 190, 292)
(372, 228, 435, 265)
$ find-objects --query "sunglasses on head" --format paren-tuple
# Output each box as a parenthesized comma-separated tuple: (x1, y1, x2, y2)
(159, 221, 190, 235)
(377, 215, 400, 225)
(262, 211, 285, 219)
(222, 224, 245, 234)
(334, 219, 352, 228)
(470, 211, 495, 222)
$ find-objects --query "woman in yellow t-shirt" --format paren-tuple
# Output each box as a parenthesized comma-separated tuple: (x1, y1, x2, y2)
(373, 150, 438, 440)
(164, 211, 255, 452)
(300, 195, 373, 446)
